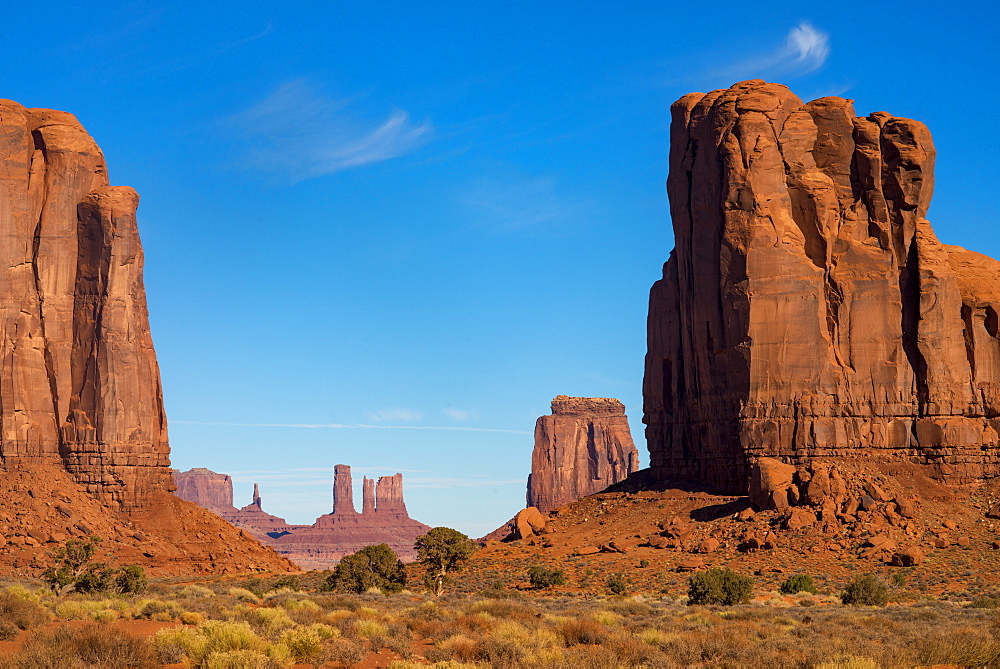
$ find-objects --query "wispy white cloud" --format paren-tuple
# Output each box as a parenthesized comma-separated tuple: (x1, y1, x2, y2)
(172, 420, 530, 435)
(228, 79, 432, 181)
(442, 408, 475, 422)
(367, 407, 423, 423)
(460, 174, 585, 234)
(690, 21, 831, 85)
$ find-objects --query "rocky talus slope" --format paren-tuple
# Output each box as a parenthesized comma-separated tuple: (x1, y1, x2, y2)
(643, 80, 1000, 491)
(0, 100, 292, 575)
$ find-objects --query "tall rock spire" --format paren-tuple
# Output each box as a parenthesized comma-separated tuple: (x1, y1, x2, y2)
(375, 474, 407, 516)
(362, 476, 375, 514)
(332, 464, 356, 514)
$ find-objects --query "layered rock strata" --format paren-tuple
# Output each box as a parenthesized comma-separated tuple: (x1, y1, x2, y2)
(643, 80, 1000, 491)
(0, 100, 292, 574)
(527, 396, 640, 513)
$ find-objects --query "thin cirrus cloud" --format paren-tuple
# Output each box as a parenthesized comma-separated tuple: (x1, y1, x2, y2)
(172, 420, 530, 435)
(227, 79, 432, 181)
(698, 22, 831, 84)
(460, 174, 586, 234)
(367, 407, 424, 423)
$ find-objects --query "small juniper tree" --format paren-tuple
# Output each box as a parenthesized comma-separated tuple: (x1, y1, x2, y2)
(779, 574, 817, 595)
(841, 574, 889, 606)
(41, 536, 104, 595)
(414, 527, 478, 596)
(688, 567, 754, 605)
(528, 565, 566, 589)
(326, 544, 407, 593)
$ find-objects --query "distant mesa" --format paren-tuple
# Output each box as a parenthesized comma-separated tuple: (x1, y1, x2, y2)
(0, 100, 292, 576)
(173, 464, 431, 569)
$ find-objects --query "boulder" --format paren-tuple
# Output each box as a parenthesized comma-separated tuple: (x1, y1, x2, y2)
(750, 458, 797, 510)
(677, 557, 705, 572)
(783, 509, 817, 531)
(696, 538, 720, 553)
(575, 546, 600, 556)
(891, 548, 924, 567)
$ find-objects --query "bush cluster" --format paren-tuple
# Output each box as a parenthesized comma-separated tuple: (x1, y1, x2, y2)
(687, 567, 754, 605)
(527, 565, 566, 589)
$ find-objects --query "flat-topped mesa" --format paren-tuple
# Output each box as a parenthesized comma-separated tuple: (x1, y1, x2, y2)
(376, 474, 407, 515)
(643, 80, 1000, 492)
(527, 396, 640, 513)
(0, 101, 171, 510)
(172, 468, 236, 512)
(332, 464, 357, 515)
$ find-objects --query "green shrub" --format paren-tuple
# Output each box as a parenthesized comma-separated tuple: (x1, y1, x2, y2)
(606, 573, 628, 595)
(639, 560, 651, 568)
(326, 544, 407, 594)
(779, 574, 817, 595)
(116, 564, 148, 594)
(841, 574, 889, 606)
(687, 567, 754, 605)
(528, 566, 566, 589)
(968, 597, 1000, 609)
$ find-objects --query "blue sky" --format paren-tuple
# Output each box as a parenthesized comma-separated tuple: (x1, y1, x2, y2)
(4, 1, 997, 536)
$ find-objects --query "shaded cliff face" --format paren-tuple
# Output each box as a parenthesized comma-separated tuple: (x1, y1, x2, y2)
(527, 396, 639, 513)
(643, 80, 1000, 491)
(0, 101, 170, 509)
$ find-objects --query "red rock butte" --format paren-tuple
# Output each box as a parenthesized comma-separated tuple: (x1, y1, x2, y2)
(527, 396, 639, 513)
(643, 80, 1000, 492)
(174, 464, 431, 569)
(0, 101, 292, 575)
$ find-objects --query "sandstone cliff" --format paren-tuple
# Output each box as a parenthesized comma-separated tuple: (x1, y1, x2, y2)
(0, 100, 292, 575)
(172, 468, 236, 512)
(643, 80, 1000, 492)
(527, 396, 639, 513)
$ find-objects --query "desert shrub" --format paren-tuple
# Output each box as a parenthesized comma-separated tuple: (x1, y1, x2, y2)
(319, 637, 367, 665)
(91, 609, 119, 623)
(779, 574, 817, 595)
(202, 649, 271, 668)
(242, 606, 296, 636)
(474, 637, 525, 667)
(841, 574, 889, 607)
(0, 590, 49, 630)
(134, 598, 184, 621)
(271, 575, 302, 591)
(354, 618, 389, 639)
(279, 624, 338, 663)
(151, 626, 208, 664)
(326, 544, 407, 594)
(912, 627, 1000, 667)
(228, 587, 262, 604)
(558, 617, 607, 645)
(528, 565, 566, 589)
(179, 584, 216, 598)
(181, 611, 205, 625)
(0, 621, 19, 641)
(115, 565, 148, 594)
(688, 567, 754, 605)
(606, 573, 628, 595)
(967, 597, 1000, 609)
(13, 623, 158, 668)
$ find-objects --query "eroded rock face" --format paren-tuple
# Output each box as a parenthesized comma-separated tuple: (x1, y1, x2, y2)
(643, 80, 1000, 491)
(527, 396, 640, 513)
(0, 101, 171, 509)
(0, 101, 293, 575)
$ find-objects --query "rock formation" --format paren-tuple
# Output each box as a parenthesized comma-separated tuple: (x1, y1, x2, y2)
(174, 464, 432, 569)
(273, 465, 431, 568)
(0, 100, 292, 575)
(643, 80, 1000, 492)
(172, 468, 235, 512)
(527, 396, 640, 513)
